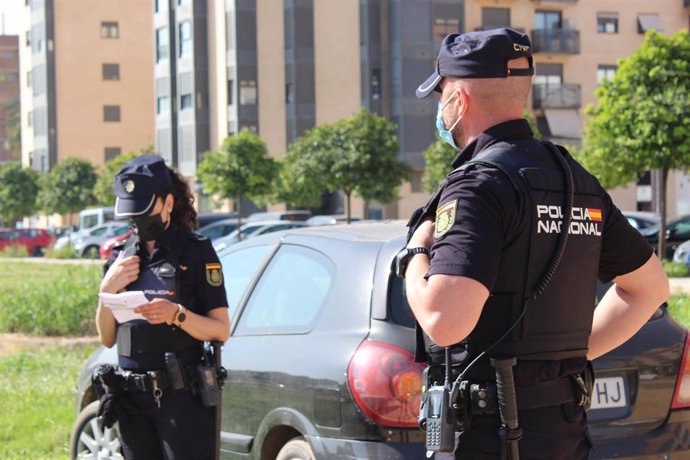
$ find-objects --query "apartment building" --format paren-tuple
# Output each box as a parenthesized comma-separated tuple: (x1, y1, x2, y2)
(466, 0, 689, 216)
(162, 0, 689, 218)
(18, 0, 155, 173)
(0, 35, 20, 162)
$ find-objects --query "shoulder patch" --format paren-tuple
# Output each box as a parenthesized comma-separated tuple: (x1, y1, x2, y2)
(205, 263, 223, 287)
(434, 200, 457, 239)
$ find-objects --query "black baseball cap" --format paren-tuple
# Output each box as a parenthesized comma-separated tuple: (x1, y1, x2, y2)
(416, 28, 534, 99)
(113, 155, 172, 220)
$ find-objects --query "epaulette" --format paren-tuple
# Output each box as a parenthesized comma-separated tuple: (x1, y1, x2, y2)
(189, 232, 208, 242)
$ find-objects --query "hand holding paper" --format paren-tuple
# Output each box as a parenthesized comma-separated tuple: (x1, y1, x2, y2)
(99, 291, 148, 323)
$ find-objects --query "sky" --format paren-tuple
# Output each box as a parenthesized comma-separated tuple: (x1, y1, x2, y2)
(0, 0, 21, 36)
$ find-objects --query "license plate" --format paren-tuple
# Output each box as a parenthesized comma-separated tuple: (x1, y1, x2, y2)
(590, 376, 627, 410)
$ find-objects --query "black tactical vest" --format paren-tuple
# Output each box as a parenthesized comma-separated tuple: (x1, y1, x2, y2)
(415, 141, 604, 379)
(116, 231, 203, 371)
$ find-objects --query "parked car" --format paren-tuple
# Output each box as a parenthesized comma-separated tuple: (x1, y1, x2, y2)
(71, 222, 690, 459)
(673, 240, 690, 266)
(197, 212, 238, 229)
(247, 210, 312, 222)
(306, 215, 361, 226)
(0, 228, 55, 256)
(73, 222, 130, 259)
(212, 220, 308, 252)
(197, 218, 240, 241)
(99, 229, 133, 260)
(642, 214, 690, 259)
(622, 211, 660, 232)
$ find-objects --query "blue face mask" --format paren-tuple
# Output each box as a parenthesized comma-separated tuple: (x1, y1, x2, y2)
(436, 92, 462, 150)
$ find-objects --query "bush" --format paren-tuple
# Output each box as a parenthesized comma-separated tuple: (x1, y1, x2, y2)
(0, 245, 29, 258)
(43, 244, 79, 259)
(0, 261, 101, 336)
(668, 292, 690, 329)
(663, 260, 690, 278)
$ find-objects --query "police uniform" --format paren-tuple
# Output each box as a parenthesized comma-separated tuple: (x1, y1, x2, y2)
(102, 155, 228, 460)
(408, 30, 654, 459)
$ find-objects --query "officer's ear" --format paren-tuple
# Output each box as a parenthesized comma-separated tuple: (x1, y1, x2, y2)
(162, 193, 174, 215)
(454, 86, 470, 119)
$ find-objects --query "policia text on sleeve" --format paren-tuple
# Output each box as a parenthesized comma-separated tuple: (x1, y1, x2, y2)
(399, 28, 669, 460)
(94, 155, 230, 460)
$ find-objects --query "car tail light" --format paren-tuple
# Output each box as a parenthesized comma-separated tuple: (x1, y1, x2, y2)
(347, 339, 426, 428)
(672, 333, 690, 409)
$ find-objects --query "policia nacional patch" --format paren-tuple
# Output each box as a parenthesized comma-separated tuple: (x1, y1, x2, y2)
(205, 263, 223, 287)
(434, 199, 457, 238)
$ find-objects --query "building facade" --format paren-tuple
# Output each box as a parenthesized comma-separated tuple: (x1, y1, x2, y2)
(18, 0, 155, 173)
(167, 0, 689, 218)
(0, 35, 20, 163)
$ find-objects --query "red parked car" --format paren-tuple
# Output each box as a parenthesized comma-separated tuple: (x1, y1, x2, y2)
(99, 229, 132, 259)
(0, 228, 55, 256)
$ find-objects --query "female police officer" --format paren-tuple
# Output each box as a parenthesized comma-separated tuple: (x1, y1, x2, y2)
(96, 154, 230, 460)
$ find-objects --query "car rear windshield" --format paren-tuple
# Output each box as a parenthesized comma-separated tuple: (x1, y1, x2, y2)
(389, 276, 416, 329)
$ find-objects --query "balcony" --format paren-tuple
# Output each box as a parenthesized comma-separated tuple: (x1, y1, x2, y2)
(532, 83, 581, 110)
(531, 28, 580, 55)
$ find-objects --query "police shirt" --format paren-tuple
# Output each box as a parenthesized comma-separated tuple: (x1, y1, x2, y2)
(427, 119, 653, 290)
(104, 223, 229, 316)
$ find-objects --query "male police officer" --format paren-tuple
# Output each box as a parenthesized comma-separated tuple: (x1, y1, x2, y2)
(401, 29, 669, 459)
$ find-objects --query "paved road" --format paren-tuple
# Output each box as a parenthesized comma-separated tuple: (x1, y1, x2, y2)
(670, 278, 690, 295)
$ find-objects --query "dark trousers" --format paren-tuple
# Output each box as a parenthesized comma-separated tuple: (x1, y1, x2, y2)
(451, 403, 592, 460)
(118, 389, 215, 460)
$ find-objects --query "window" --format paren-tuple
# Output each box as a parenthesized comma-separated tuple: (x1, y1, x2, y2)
(534, 63, 563, 86)
(26, 71, 31, 87)
(156, 27, 169, 62)
(227, 79, 233, 105)
(25, 31, 31, 47)
(27, 111, 32, 127)
(220, 245, 273, 317)
(103, 105, 121, 122)
(179, 21, 192, 57)
(482, 7, 510, 29)
(371, 69, 381, 100)
(535, 10, 562, 30)
(102, 63, 120, 80)
(285, 83, 293, 104)
(157, 96, 170, 114)
(433, 18, 459, 42)
(101, 21, 119, 39)
(180, 94, 193, 110)
(597, 65, 617, 85)
(597, 12, 618, 34)
(239, 80, 257, 105)
(104, 147, 121, 161)
(154, 0, 166, 13)
(638, 13, 664, 34)
(235, 245, 334, 334)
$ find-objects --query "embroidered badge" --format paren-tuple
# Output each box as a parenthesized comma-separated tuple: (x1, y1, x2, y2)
(434, 199, 457, 238)
(205, 263, 223, 287)
(124, 180, 135, 193)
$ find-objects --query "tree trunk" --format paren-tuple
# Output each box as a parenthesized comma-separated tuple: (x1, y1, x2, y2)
(363, 201, 370, 222)
(657, 168, 668, 260)
(345, 191, 352, 224)
(237, 195, 243, 240)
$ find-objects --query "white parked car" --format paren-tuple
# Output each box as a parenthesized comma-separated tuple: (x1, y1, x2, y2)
(73, 222, 130, 258)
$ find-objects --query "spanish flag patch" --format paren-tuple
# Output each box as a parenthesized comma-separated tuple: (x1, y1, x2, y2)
(434, 200, 457, 238)
(587, 208, 603, 222)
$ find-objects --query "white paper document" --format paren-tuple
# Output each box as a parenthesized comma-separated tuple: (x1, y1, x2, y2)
(99, 291, 149, 323)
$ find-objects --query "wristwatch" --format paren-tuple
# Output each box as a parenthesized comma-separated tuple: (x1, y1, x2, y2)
(173, 304, 187, 327)
(394, 247, 430, 278)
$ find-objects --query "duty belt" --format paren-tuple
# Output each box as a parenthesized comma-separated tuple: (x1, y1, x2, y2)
(463, 375, 587, 416)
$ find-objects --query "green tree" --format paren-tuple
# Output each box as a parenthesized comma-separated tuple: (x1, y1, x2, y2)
(38, 157, 98, 224)
(0, 163, 39, 225)
(279, 109, 409, 222)
(197, 129, 277, 230)
(93, 145, 154, 206)
(3, 99, 21, 159)
(422, 112, 539, 193)
(577, 30, 690, 258)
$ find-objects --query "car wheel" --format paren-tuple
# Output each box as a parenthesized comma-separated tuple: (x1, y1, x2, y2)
(276, 437, 315, 460)
(32, 246, 45, 257)
(82, 245, 100, 259)
(70, 400, 123, 460)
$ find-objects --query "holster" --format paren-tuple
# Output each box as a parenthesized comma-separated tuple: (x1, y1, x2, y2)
(92, 365, 138, 428)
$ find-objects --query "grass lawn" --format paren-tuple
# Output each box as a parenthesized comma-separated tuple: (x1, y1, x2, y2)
(668, 292, 690, 329)
(0, 340, 99, 460)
